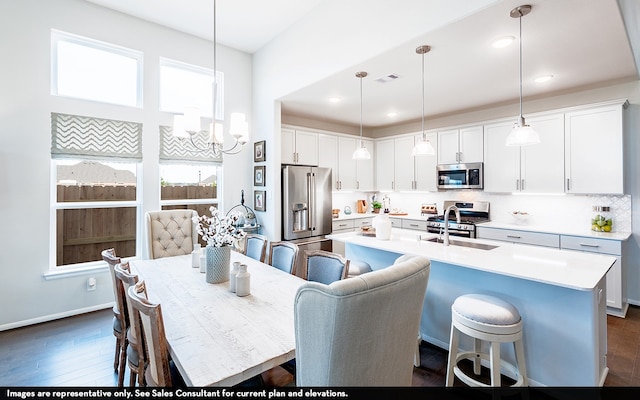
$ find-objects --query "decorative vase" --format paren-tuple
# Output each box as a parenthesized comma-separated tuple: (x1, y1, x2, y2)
(205, 245, 231, 284)
(235, 264, 250, 297)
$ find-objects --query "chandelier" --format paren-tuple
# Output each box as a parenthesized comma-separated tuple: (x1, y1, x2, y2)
(172, 0, 249, 155)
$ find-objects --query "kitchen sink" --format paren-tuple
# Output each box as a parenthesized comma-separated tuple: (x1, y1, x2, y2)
(423, 237, 499, 250)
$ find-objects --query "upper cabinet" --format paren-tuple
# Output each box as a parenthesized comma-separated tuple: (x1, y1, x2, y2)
(318, 133, 374, 192)
(375, 139, 395, 191)
(484, 113, 565, 193)
(437, 125, 483, 164)
(282, 128, 318, 166)
(565, 102, 626, 194)
(376, 133, 437, 192)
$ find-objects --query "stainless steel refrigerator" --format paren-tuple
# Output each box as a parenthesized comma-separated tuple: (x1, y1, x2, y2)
(282, 165, 333, 276)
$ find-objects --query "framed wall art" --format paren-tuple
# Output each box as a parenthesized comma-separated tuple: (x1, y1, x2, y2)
(254, 190, 266, 212)
(254, 140, 266, 162)
(254, 165, 265, 186)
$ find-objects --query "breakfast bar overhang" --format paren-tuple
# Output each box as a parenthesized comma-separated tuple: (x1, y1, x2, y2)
(329, 229, 615, 387)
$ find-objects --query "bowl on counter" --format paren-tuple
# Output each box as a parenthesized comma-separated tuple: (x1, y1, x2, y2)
(511, 211, 530, 225)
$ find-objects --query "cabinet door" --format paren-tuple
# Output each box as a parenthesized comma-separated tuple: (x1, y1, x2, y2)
(281, 128, 296, 164)
(414, 132, 438, 191)
(338, 136, 357, 190)
(483, 121, 520, 192)
(520, 113, 565, 193)
(394, 136, 415, 191)
(318, 134, 338, 190)
(459, 125, 484, 163)
(376, 139, 394, 191)
(437, 129, 459, 164)
(565, 104, 624, 194)
(356, 139, 375, 191)
(294, 130, 319, 166)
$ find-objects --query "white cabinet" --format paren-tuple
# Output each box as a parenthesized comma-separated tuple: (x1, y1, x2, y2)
(319, 134, 374, 191)
(483, 113, 564, 193)
(476, 226, 559, 248)
(565, 102, 626, 194)
(377, 133, 437, 192)
(560, 235, 626, 316)
(376, 139, 395, 191)
(437, 125, 483, 164)
(282, 128, 318, 166)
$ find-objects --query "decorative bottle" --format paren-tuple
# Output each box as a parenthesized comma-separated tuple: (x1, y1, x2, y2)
(229, 262, 240, 293)
(191, 243, 201, 268)
(235, 264, 250, 297)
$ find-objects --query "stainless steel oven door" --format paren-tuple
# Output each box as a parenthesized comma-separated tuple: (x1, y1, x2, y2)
(426, 225, 474, 239)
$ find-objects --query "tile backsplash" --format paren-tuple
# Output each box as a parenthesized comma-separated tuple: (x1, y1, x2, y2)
(333, 191, 632, 233)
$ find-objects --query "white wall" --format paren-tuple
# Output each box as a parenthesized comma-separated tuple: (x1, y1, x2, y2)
(0, 0, 252, 329)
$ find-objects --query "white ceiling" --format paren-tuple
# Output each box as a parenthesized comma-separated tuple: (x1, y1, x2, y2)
(85, 0, 638, 129)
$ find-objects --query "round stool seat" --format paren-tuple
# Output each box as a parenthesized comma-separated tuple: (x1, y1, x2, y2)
(347, 260, 372, 277)
(452, 294, 522, 335)
(446, 294, 528, 387)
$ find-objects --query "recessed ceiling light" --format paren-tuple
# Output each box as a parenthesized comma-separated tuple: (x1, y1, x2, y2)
(328, 97, 341, 103)
(492, 36, 515, 48)
(534, 75, 554, 83)
(387, 112, 398, 118)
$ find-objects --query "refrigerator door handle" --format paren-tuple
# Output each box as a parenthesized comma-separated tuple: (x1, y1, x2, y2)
(307, 172, 315, 231)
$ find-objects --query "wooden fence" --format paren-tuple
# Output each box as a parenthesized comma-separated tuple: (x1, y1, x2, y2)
(56, 184, 217, 266)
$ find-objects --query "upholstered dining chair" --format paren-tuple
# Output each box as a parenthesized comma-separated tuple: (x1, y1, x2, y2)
(114, 262, 145, 387)
(267, 241, 299, 275)
(294, 255, 431, 386)
(101, 248, 128, 387)
(127, 280, 184, 387)
(146, 209, 198, 259)
(302, 249, 350, 285)
(243, 233, 268, 263)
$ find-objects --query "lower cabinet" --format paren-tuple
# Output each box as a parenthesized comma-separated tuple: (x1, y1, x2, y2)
(331, 217, 374, 255)
(476, 225, 627, 317)
(475, 226, 559, 248)
(560, 235, 626, 316)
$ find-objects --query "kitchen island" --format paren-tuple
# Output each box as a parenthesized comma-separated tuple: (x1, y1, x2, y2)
(328, 229, 615, 386)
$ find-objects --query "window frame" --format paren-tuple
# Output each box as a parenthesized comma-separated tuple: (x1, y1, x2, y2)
(48, 159, 143, 274)
(51, 29, 143, 108)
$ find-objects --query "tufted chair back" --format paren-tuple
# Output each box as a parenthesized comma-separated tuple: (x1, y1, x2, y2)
(146, 210, 198, 260)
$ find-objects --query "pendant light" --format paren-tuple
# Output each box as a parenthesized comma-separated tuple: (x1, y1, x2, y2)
(506, 4, 540, 147)
(352, 71, 371, 160)
(412, 45, 436, 156)
(172, 0, 249, 155)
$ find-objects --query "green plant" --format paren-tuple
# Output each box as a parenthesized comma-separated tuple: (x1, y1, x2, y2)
(372, 201, 382, 209)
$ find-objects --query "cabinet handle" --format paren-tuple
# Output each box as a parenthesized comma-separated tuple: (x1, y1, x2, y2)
(566, 178, 571, 191)
(521, 179, 525, 191)
(392, 181, 395, 190)
(458, 152, 462, 163)
(409, 224, 419, 227)
(579, 243, 600, 248)
(356, 181, 360, 190)
(338, 224, 348, 227)
(516, 180, 520, 191)
(506, 235, 522, 239)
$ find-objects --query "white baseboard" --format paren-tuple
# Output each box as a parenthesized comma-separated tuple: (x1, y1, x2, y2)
(0, 302, 113, 332)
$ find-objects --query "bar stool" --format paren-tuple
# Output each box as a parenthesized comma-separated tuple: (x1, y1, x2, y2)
(347, 260, 372, 278)
(445, 294, 528, 387)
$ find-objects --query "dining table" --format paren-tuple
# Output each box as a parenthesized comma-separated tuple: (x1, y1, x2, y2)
(130, 251, 306, 387)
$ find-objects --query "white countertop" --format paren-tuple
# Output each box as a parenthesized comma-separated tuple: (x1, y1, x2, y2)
(333, 212, 429, 221)
(328, 229, 615, 291)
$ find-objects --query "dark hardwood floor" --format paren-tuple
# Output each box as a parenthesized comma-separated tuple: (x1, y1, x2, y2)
(1, 306, 640, 387)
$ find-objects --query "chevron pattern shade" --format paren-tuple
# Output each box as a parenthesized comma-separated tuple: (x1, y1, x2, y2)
(51, 113, 142, 160)
(160, 125, 222, 163)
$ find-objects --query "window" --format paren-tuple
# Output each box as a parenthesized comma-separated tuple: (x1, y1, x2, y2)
(50, 113, 143, 269)
(51, 29, 143, 107)
(159, 58, 223, 120)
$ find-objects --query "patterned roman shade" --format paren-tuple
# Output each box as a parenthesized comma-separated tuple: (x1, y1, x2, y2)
(51, 113, 142, 161)
(159, 125, 222, 164)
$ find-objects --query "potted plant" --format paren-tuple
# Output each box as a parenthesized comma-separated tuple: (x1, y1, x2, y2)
(372, 200, 382, 214)
(193, 207, 246, 283)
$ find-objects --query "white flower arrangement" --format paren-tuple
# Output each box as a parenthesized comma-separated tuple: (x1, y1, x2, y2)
(193, 206, 246, 247)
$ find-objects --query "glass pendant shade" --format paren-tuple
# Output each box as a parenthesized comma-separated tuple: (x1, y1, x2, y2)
(412, 136, 435, 156)
(352, 141, 371, 160)
(506, 120, 540, 146)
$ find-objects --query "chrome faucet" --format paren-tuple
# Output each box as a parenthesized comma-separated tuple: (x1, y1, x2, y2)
(443, 205, 461, 246)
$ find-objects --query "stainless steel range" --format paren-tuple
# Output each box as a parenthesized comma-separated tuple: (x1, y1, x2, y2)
(426, 200, 490, 238)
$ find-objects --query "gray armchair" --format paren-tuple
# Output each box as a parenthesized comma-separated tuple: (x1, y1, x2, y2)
(294, 255, 431, 386)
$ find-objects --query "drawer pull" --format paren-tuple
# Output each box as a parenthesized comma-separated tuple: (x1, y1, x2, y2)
(506, 235, 522, 239)
(338, 224, 348, 227)
(579, 243, 600, 248)
(409, 224, 419, 227)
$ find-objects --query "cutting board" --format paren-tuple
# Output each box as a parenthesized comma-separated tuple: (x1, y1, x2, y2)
(389, 213, 408, 216)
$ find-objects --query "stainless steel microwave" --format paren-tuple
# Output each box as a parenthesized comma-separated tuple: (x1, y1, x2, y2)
(437, 162, 483, 190)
